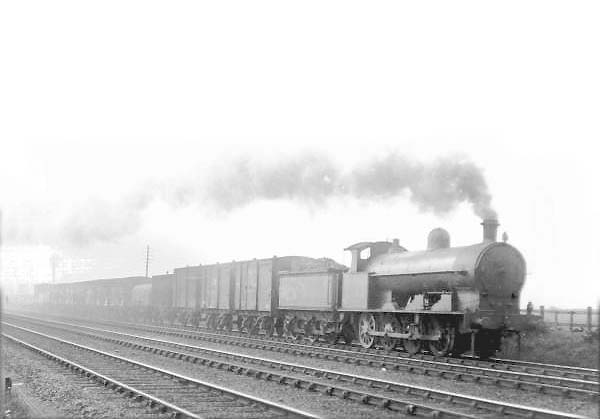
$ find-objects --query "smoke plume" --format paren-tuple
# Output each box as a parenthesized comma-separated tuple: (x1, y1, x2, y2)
(3, 151, 496, 248)
(199, 151, 497, 219)
(348, 153, 496, 219)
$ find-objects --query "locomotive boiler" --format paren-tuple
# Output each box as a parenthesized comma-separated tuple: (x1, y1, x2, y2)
(341, 219, 526, 357)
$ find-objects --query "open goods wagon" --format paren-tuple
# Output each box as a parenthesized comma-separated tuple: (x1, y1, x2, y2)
(162, 256, 344, 334)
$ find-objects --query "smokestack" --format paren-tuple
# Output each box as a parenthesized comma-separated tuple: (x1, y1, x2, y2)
(481, 219, 499, 242)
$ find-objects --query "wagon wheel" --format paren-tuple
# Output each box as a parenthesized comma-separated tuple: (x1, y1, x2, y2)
(223, 314, 233, 332)
(211, 314, 220, 331)
(247, 317, 259, 336)
(402, 339, 422, 355)
(305, 320, 320, 344)
(261, 317, 274, 337)
(216, 314, 226, 330)
(358, 313, 376, 349)
(428, 324, 455, 357)
(235, 316, 244, 332)
(285, 318, 298, 340)
(296, 319, 308, 341)
(274, 317, 285, 338)
(241, 316, 252, 333)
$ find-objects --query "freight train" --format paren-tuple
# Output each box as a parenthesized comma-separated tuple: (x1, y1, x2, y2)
(34, 218, 526, 358)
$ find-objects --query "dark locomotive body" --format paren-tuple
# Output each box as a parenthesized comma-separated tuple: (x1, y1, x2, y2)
(340, 221, 525, 357)
(34, 218, 526, 358)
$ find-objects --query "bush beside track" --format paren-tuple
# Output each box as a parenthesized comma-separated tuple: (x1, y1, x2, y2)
(514, 323, 599, 369)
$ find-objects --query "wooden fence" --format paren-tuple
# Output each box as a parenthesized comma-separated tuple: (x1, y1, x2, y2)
(520, 306, 599, 331)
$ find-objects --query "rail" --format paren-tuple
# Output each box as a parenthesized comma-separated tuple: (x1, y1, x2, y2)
(5, 320, 591, 419)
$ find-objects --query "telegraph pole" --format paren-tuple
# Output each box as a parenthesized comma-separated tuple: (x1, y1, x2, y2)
(145, 245, 150, 278)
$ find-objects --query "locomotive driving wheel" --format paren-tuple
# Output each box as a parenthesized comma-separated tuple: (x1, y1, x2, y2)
(428, 322, 455, 357)
(358, 313, 376, 348)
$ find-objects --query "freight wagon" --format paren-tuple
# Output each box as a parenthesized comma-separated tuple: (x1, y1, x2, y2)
(158, 256, 344, 339)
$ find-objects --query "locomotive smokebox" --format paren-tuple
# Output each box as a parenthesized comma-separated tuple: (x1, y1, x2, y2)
(481, 218, 499, 242)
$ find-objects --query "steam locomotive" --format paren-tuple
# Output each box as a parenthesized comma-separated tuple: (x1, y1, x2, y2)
(34, 218, 525, 358)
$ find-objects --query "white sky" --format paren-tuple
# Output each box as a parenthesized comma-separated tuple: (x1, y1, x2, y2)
(1, 1, 599, 308)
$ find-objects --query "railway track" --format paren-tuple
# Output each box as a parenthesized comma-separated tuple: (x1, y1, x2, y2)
(12, 313, 595, 399)
(27, 311, 598, 383)
(2, 325, 319, 419)
(3, 317, 593, 419)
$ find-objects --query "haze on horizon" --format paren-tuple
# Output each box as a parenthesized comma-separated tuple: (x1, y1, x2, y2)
(1, 1, 599, 309)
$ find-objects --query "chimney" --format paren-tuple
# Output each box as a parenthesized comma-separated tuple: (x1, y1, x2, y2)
(481, 219, 499, 242)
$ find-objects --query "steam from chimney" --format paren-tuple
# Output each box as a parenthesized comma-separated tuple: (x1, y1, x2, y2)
(199, 151, 497, 219)
(3, 151, 497, 247)
(347, 153, 497, 219)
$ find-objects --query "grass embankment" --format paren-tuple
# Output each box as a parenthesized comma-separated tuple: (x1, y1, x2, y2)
(516, 326, 599, 369)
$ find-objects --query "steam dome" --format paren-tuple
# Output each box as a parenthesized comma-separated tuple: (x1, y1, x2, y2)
(427, 228, 450, 250)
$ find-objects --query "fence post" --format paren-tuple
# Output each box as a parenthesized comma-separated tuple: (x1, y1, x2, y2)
(587, 306, 592, 332)
(554, 311, 559, 325)
(569, 311, 574, 330)
(540, 305, 545, 320)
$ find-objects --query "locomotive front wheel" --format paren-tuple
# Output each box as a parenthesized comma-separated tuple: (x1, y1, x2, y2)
(358, 313, 376, 349)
